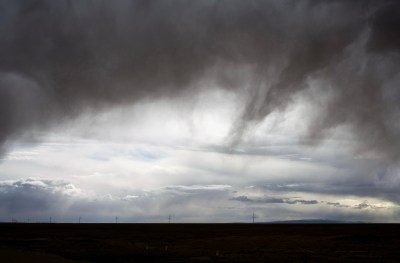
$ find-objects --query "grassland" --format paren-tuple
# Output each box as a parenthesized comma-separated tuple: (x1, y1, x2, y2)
(0, 223, 399, 262)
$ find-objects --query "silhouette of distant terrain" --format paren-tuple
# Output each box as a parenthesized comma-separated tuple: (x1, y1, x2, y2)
(0, 223, 399, 262)
(266, 219, 366, 224)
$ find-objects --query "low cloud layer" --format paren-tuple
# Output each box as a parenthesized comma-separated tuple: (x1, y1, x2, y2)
(231, 195, 318, 205)
(1, 139, 400, 222)
(0, 176, 398, 223)
(0, 178, 80, 219)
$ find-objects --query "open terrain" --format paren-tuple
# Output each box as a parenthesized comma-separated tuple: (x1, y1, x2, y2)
(0, 223, 399, 262)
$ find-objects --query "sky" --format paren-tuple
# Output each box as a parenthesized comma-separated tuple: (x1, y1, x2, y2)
(0, 0, 400, 223)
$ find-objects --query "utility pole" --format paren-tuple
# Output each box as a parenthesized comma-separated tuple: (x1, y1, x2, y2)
(50, 217, 52, 224)
(79, 216, 81, 224)
(168, 215, 171, 224)
(115, 216, 118, 224)
(252, 213, 256, 224)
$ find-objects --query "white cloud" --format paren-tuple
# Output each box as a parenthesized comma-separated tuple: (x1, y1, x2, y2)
(1, 90, 400, 222)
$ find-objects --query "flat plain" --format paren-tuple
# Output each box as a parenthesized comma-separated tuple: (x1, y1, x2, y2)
(0, 223, 399, 262)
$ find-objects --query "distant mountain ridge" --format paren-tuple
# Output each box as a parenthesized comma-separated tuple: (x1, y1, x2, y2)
(264, 219, 366, 224)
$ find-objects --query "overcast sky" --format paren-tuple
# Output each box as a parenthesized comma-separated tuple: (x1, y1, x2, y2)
(1, 0, 400, 223)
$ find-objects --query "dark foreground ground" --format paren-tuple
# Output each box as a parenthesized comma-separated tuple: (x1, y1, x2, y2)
(0, 223, 399, 262)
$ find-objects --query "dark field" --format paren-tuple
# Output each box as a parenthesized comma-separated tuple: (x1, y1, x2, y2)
(0, 223, 399, 262)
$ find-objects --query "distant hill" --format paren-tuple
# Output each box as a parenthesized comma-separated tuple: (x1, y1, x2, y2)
(229, 219, 367, 224)
(264, 219, 366, 224)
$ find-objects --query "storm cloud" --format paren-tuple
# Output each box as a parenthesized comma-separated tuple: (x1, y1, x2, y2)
(0, 0, 399, 161)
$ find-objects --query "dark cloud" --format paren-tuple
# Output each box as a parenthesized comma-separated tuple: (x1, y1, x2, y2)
(353, 200, 388, 210)
(231, 195, 318, 205)
(288, 199, 318, 205)
(367, 0, 400, 53)
(0, 0, 399, 164)
(326, 202, 350, 208)
(231, 195, 252, 202)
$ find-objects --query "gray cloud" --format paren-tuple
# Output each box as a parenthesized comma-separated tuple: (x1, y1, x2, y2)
(353, 200, 389, 210)
(231, 195, 318, 205)
(1, 178, 398, 223)
(0, 0, 399, 163)
(0, 178, 236, 222)
(326, 200, 392, 210)
(261, 180, 400, 204)
(326, 202, 350, 208)
(231, 195, 253, 202)
(0, 178, 79, 218)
